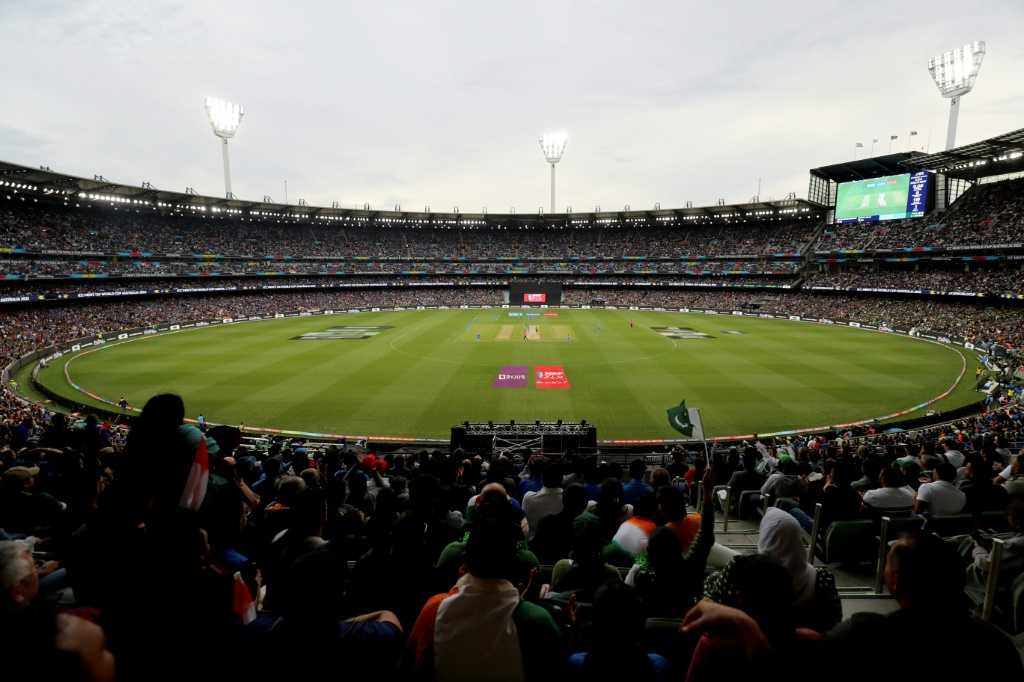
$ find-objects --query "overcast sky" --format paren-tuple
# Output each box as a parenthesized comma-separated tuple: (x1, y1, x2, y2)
(1, 1, 1021, 213)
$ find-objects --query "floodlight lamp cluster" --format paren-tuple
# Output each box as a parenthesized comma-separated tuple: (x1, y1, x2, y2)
(928, 41, 985, 97)
(204, 97, 245, 138)
(539, 132, 568, 164)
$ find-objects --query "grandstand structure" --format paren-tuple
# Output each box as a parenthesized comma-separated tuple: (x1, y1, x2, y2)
(1, 127, 1023, 417)
(3, 136, 1024, 679)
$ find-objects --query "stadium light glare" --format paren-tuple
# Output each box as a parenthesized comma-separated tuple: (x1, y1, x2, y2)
(204, 97, 245, 199)
(927, 41, 985, 150)
(539, 132, 567, 213)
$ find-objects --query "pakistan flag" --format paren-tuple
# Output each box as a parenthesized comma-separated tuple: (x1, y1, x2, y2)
(667, 400, 705, 440)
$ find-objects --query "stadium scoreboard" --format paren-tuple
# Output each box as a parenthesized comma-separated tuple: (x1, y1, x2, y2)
(834, 172, 933, 224)
(509, 281, 562, 305)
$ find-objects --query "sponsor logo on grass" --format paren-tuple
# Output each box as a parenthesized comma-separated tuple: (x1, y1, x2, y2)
(535, 366, 571, 389)
(721, 331, 747, 334)
(508, 312, 523, 317)
(493, 366, 528, 388)
(651, 327, 715, 340)
(292, 326, 395, 340)
(542, 312, 559, 317)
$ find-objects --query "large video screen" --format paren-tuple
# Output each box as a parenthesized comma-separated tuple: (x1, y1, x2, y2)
(834, 172, 932, 224)
(509, 281, 562, 305)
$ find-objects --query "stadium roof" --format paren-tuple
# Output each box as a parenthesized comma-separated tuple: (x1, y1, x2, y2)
(0, 159, 825, 226)
(809, 152, 928, 184)
(900, 127, 1024, 180)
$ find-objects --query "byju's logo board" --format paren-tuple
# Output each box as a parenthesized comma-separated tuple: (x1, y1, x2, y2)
(535, 366, 571, 389)
(493, 366, 528, 388)
(292, 326, 394, 340)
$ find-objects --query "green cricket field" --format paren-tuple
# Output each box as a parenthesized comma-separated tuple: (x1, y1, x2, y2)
(31, 309, 977, 441)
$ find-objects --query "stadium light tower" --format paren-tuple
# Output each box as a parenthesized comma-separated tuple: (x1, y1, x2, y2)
(204, 97, 245, 199)
(927, 41, 985, 151)
(539, 132, 567, 213)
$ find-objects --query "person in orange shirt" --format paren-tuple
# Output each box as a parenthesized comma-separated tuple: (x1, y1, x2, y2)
(657, 485, 700, 549)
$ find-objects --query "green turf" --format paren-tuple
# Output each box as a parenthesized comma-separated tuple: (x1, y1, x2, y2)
(32, 309, 979, 440)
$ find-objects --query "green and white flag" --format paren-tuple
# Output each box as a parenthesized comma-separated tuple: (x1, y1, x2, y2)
(667, 400, 705, 440)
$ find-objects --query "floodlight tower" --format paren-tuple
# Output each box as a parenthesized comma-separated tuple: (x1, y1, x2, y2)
(539, 132, 567, 213)
(204, 97, 245, 199)
(927, 41, 985, 151)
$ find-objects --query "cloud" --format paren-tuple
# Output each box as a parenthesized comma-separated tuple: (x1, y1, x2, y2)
(0, 1, 1020, 210)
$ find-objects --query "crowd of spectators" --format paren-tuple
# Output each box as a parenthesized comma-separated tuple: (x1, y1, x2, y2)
(816, 177, 1024, 251)
(806, 266, 1024, 295)
(1, 286, 1021, 367)
(0, 202, 820, 259)
(0, 257, 803, 279)
(0, 275, 796, 301)
(1, 394, 1021, 679)
(7, 176, 1024, 261)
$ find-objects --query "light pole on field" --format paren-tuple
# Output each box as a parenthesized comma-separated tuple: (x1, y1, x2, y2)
(927, 41, 985, 151)
(539, 132, 567, 213)
(204, 97, 245, 199)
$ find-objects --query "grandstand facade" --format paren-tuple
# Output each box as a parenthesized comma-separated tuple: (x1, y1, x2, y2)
(2, 129, 1023, 429)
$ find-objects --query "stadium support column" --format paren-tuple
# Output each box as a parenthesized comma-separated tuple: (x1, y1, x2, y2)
(221, 138, 233, 198)
(539, 133, 567, 214)
(944, 96, 960, 151)
(550, 162, 556, 214)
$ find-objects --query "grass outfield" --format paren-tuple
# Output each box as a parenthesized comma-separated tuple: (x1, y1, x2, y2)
(31, 309, 979, 440)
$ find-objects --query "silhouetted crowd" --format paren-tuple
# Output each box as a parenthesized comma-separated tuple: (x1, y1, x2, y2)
(1, 394, 1022, 680)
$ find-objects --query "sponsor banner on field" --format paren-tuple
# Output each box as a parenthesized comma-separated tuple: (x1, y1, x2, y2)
(535, 365, 571, 389)
(849, 322, 861, 328)
(170, 324, 180, 330)
(118, 333, 128, 340)
(542, 312, 558, 317)
(292, 326, 394, 340)
(508, 312, 523, 317)
(492, 366, 529, 388)
(652, 327, 715, 340)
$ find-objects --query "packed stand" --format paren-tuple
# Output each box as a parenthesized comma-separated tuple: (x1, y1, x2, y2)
(805, 266, 1024, 295)
(815, 177, 1024, 251)
(0, 203, 820, 260)
(0, 256, 803, 280)
(1, 400, 1022, 680)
